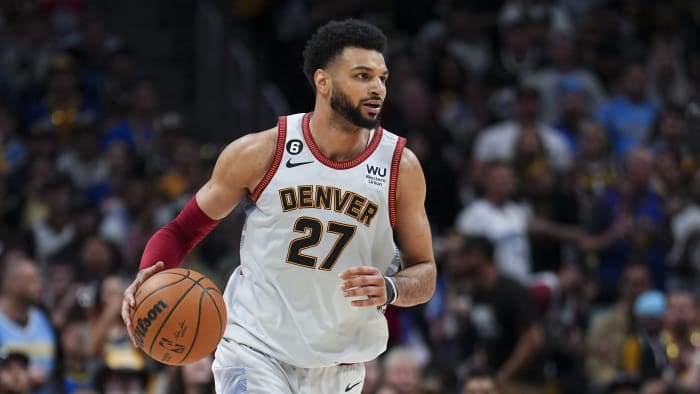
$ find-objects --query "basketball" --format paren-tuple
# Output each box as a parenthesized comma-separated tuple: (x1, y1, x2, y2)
(130, 268, 226, 366)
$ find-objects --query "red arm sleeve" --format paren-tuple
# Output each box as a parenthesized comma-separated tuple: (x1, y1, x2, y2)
(139, 197, 221, 270)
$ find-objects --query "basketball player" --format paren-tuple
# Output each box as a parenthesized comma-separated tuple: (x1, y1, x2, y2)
(121, 19, 436, 393)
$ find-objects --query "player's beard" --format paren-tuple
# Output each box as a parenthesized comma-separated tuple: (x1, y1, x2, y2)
(330, 88, 381, 129)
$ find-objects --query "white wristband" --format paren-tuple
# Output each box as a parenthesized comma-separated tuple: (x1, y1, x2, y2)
(384, 276, 399, 305)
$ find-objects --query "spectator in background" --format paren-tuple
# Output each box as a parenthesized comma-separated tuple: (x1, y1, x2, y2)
(573, 121, 619, 201)
(19, 174, 76, 268)
(0, 106, 27, 177)
(0, 254, 56, 394)
(442, 6, 493, 79)
(586, 264, 651, 388)
(405, 131, 462, 234)
(514, 128, 580, 273)
(668, 168, 700, 294)
(20, 52, 100, 144)
(605, 376, 641, 394)
(623, 290, 668, 383)
(59, 320, 94, 394)
(648, 105, 693, 201)
(362, 358, 382, 394)
(640, 378, 672, 394)
(456, 161, 587, 282)
(525, 35, 605, 124)
(42, 257, 81, 329)
(488, 10, 541, 88)
(99, 175, 154, 256)
(164, 353, 215, 394)
(533, 263, 593, 394)
(100, 45, 138, 122)
(90, 275, 147, 394)
(77, 236, 118, 286)
(155, 136, 203, 200)
(473, 85, 572, 172)
(550, 75, 596, 153)
(55, 120, 109, 205)
(92, 360, 148, 394)
(380, 346, 421, 394)
(0, 352, 31, 394)
(0, 10, 53, 110)
(462, 368, 499, 394)
(101, 78, 160, 157)
(585, 147, 668, 291)
(661, 291, 700, 388)
(424, 232, 476, 368)
(86, 275, 139, 366)
(595, 62, 660, 157)
(652, 152, 686, 218)
(645, 39, 691, 107)
(456, 162, 533, 282)
(459, 235, 545, 394)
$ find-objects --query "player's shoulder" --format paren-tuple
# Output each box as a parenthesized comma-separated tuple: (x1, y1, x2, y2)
(218, 127, 278, 163)
(397, 146, 422, 175)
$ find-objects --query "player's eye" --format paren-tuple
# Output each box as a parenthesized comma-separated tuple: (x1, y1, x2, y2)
(357, 73, 369, 80)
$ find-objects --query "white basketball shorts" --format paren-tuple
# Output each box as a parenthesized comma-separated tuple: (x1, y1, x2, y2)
(213, 338, 365, 393)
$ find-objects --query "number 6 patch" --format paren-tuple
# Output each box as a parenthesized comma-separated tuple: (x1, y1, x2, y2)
(286, 139, 304, 155)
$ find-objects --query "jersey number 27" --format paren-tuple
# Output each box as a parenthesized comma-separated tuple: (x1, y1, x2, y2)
(286, 216, 356, 271)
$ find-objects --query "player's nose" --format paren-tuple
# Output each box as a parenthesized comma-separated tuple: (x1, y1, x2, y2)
(368, 76, 386, 98)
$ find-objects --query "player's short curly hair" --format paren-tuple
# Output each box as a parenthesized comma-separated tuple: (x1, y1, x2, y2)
(302, 19, 387, 90)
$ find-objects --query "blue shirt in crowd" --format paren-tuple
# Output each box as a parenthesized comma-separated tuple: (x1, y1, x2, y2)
(595, 97, 660, 156)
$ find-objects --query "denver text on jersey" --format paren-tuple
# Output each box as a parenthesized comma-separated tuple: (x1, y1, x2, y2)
(278, 185, 379, 227)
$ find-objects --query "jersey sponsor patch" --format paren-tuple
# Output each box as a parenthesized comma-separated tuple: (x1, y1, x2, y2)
(364, 164, 387, 188)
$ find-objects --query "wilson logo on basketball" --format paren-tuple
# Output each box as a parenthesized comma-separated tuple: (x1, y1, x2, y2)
(133, 300, 168, 347)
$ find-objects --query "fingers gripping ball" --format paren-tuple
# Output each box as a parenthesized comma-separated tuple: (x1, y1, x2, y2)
(130, 268, 226, 366)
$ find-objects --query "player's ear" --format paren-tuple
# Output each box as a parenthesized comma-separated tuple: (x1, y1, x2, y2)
(314, 69, 330, 95)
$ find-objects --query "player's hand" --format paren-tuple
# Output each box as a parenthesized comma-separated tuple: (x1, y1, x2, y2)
(121, 261, 165, 348)
(338, 266, 386, 307)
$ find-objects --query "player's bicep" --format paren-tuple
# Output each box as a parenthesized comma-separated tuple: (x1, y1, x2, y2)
(393, 149, 434, 267)
(196, 130, 276, 220)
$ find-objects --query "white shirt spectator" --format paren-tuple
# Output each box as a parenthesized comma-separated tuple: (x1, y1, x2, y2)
(473, 120, 573, 170)
(525, 70, 606, 123)
(456, 199, 532, 283)
(669, 204, 700, 266)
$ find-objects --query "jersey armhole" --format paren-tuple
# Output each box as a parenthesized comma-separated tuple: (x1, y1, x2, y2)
(250, 116, 287, 202)
(389, 136, 406, 228)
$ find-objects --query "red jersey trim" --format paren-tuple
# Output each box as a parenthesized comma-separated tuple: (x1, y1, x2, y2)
(250, 116, 287, 202)
(301, 112, 383, 170)
(389, 137, 406, 228)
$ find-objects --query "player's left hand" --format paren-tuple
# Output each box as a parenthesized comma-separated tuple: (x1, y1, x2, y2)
(338, 266, 386, 307)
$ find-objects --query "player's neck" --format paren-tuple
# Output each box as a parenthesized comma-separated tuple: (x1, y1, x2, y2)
(308, 110, 371, 162)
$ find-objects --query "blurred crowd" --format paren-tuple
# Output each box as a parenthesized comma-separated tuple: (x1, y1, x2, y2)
(2, 0, 700, 394)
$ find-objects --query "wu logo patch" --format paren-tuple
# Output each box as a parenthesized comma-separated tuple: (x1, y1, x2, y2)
(365, 164, 387, 188)
(366, 165, 386, 177)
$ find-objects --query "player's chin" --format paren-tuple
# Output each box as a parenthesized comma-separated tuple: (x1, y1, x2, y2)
(363, 108, 381, 119)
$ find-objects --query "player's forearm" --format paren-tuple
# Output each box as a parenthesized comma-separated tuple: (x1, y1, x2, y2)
(390, 261, 436, 307)
(140, 197, 220, 269)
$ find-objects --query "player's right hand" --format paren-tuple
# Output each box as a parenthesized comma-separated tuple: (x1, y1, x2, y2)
(121, 261, 165, 348)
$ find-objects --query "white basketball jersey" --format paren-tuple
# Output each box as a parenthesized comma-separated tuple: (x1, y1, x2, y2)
(222, 113, 406, 368)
